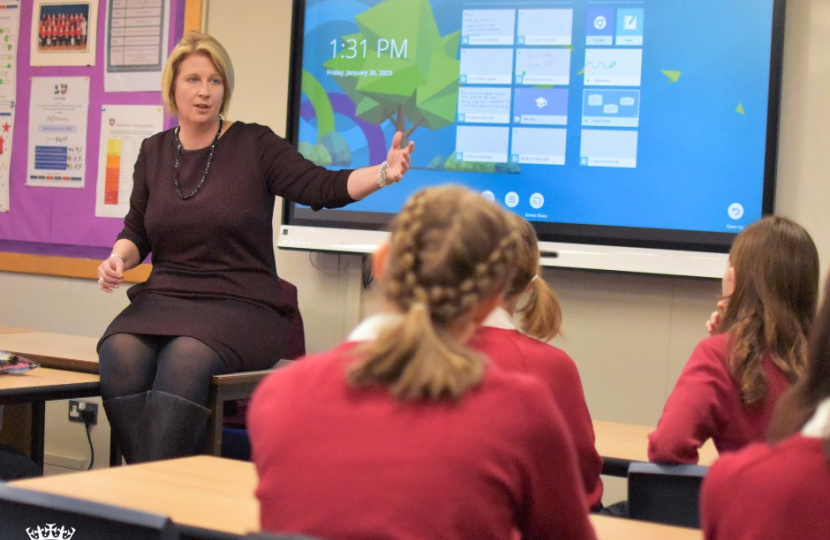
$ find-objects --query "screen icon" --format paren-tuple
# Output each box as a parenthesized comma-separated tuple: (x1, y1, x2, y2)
(530, 193, 544, 209)
(728, 203, 744, 220)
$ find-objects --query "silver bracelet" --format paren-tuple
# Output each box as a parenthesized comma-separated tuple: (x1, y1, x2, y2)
(377, 161, 389, 188)
(109, 253, 126, 263)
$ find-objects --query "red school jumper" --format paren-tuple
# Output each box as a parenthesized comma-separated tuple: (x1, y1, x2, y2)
(470, 308, 604, 509)
(248, 315, 598, 540)
(648, 332, 792, 464)
(700, 398, 830, 540)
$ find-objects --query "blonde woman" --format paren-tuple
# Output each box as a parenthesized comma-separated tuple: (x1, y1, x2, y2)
(248, 185, 597, 540)
(96, 31, 413, 463)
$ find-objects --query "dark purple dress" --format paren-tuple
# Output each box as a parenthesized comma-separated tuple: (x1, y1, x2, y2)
(99, 122, 354, 371)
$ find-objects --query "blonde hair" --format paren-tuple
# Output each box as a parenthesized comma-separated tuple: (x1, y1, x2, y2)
(161, 31, 234, 116)
(503, 213, 562, 341)
(719, 216, 819, 403)
(348, 185, 519, 400)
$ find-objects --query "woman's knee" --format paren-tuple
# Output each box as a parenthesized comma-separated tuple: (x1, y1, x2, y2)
(98, 334, 158, 399)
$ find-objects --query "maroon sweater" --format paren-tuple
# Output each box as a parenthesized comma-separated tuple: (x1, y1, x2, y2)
(248, 342, 597, 540)
(701, 435, 830, 540)
(470, 326, 604, 509)
(648, 333, 791, 464)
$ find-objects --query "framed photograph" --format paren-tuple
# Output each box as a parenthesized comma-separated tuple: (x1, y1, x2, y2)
(31, 0, 98, 66)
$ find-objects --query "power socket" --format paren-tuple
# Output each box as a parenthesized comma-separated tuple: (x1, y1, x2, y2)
(68, 400, 98, 425)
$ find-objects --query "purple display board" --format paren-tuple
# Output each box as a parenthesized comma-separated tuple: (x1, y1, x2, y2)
(0, 0, 185, 260)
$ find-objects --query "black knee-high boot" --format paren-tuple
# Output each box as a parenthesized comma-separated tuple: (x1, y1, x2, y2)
(131, 390, 211, 463)
(102, 392, 149, 464)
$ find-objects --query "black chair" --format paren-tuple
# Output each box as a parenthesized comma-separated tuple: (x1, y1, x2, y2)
(626, 462, 708, 528)
(0, 484, 177, 540)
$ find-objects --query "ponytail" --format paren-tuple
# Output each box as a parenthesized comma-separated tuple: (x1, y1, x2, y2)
(517, 274, 563, 341)
(348, 303, 486, 400)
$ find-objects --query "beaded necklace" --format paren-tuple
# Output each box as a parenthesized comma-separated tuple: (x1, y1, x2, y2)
(173, 116, 223, 200)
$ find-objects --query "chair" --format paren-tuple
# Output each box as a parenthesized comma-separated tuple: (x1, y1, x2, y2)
(204, 278, 305, 457)
(0, 484, 177, 539)
(626, 462, 708, 528)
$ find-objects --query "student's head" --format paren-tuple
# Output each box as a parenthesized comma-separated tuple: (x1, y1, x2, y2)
(768, 272, 830, 453)
(161, 31, 235, 117)
(503, 212, 563, 341)
(719, 215, 819, 403)
(349, 185, 519, 400)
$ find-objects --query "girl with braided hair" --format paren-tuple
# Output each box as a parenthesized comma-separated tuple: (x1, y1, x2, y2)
(470, 212, 604, 511)
(248, 185, 597, 540)
(648, 216, 820, 464)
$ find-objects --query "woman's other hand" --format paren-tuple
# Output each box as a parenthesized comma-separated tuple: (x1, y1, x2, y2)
(97, 254, 125, 293)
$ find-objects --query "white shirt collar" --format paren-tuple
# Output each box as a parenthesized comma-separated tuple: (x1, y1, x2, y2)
(482, 307, 516, 330)
(347, 313, 405, 342)
(801, 396, 830, 438)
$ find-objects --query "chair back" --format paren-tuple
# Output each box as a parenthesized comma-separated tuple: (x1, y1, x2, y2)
(0, 484, 177, 540)
(627, 462, 708, 528)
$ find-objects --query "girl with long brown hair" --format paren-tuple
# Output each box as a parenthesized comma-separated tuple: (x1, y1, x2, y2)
(700, 272, 830, 540)
(648, 215, 819, 463)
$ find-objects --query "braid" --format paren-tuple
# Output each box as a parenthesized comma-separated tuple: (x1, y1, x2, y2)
(348, 185, 518, 400)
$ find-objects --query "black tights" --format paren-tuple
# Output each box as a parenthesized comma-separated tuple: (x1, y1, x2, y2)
(99, 334, 226, 406)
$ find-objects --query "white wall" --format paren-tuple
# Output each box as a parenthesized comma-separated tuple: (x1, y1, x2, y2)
(0, 0, 826, 496)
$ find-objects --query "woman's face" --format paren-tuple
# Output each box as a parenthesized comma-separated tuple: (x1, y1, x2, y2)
(174, 53, 224, 129)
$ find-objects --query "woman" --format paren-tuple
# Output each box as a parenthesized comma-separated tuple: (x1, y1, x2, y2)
(96, 31, 414, 463)
(700, 272, 830, 540)
(469, 212, 604, 510)
(648, 216, 819, 463)
(248, 185, 597, 540)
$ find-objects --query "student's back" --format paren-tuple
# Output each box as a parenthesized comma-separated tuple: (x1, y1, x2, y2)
(250, 340, 591, 540)
(470, 213, 603, 508)
(247, 186, 596, 540)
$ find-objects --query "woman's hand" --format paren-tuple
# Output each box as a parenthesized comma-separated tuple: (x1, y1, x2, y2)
(385, 131, 415, 183)
(705, 299, 728, 335)
(97, 254, 125, 293)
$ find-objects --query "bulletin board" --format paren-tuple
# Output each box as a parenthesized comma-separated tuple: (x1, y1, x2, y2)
(0, 0, 200, 281)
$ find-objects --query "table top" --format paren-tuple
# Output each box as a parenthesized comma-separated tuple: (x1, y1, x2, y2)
(0, 332, 99, 373)
(13, 456, 259, 535)
(0, 367, 100, 402)
(0, 325, 37, 334)
(593, 420, 719, 467)
(13, 455, 702, 539)
(590, 514, 701, 540)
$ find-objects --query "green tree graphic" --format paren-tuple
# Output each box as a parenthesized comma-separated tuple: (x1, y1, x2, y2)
(323, 0, 460, 144)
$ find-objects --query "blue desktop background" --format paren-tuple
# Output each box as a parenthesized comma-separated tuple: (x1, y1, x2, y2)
(289, 0, 777, 238)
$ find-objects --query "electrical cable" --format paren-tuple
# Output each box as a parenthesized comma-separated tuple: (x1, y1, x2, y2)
(83, 415, 95, 470)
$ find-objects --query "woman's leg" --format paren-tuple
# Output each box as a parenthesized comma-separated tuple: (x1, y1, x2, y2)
(98, 333, 162, 463)
(132, 336, 227, 462)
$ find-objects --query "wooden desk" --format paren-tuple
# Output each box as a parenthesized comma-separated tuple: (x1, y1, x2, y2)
(13, 455, 258, 536)
(590, 515, 701, 540)
(13, 455, 702, 540)
(0, 332, 99, 373)
(0, 325, 37, 334)
(0, 367, 100, 467)
(594, 420, 719, 476)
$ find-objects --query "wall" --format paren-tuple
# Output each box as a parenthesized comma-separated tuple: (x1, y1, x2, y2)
(0, 0, 826, 498)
